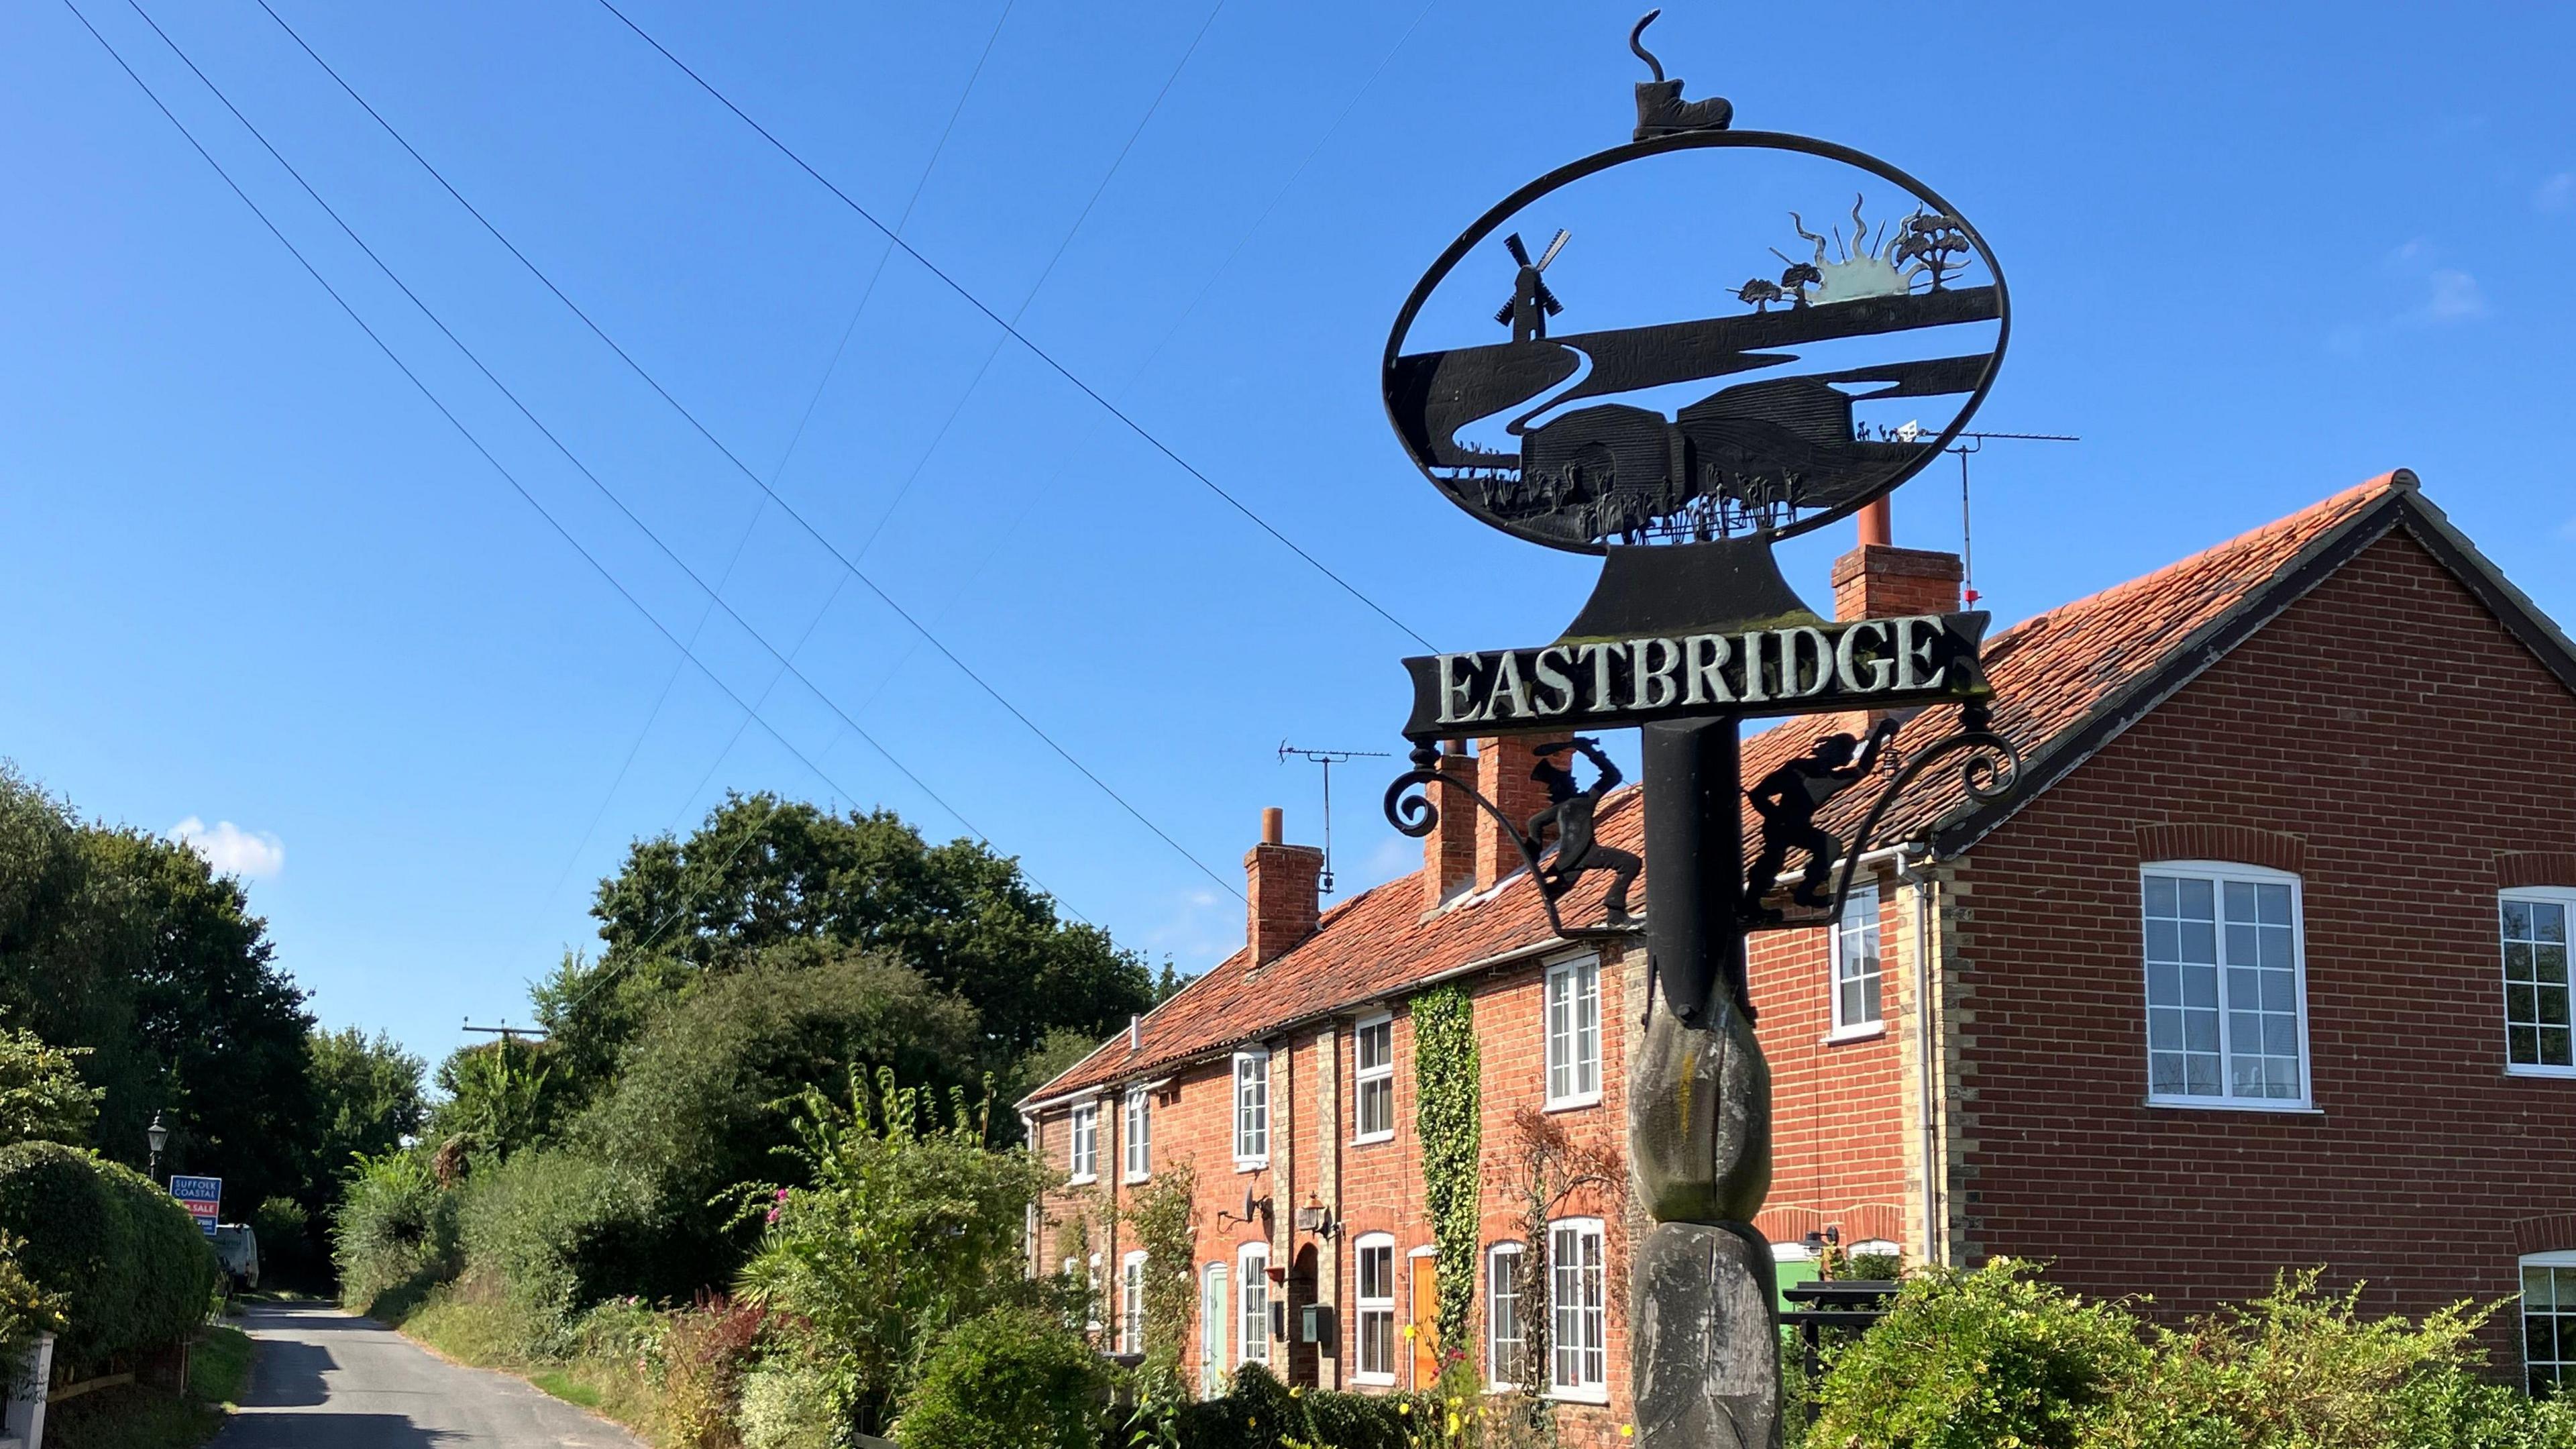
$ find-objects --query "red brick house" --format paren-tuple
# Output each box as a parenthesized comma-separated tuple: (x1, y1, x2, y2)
(1021, 469, 2576, 1432)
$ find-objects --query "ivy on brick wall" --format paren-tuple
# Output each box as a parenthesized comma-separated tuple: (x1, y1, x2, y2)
(1411, 984, 1481, 1354)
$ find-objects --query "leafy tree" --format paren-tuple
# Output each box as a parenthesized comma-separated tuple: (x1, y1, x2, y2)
(304, 1027, 427, 1199)
(0, 1027, 101, 1148)
(429, 1037, 556, 1165)
(535, 794, 1150, 1107)
(572, 947, 977, 1259)
(0, 766, 317, 1208)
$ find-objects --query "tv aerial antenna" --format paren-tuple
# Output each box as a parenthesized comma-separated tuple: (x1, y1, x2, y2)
(1279, 742, 1391, 894)
(1867, 425, 2082, 606)
(462, 1019, 547, 1043)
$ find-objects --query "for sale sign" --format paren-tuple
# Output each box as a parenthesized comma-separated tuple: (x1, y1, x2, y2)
(169, 1175, 221, 1237)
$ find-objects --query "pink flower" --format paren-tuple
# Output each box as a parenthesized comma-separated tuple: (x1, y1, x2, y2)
(765, 1208, 782, 1225)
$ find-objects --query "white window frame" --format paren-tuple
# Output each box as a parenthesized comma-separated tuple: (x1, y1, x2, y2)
(1233, 1049, 1271, 1168)
(2502, 888, 2576, 1077)
(1199, 1261, 1230, 1395)
(1829, 881, 1886, 1040)
(1544, 954, 1603, 1110)
(1354, 1232, 1397, 1387)
(1547, 1216, 1608, 1403)
(1119, 1250, 1146, 1356)
(1067, 1098, 1099, 1183)
(1086, 1252, 1103, 1335)
(2526, 1250, 2576, 1395)
(1238, 1243, 1271, 1366)
(1486, 1241, 1525, 1392)
(1123, 1087, 1153, 1181)
(1353, 1012, 1396, 1144)
(2140, 861, 2314, 1112)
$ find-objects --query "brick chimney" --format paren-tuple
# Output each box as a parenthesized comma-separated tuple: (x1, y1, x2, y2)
(1422, 743, 1477, 910)
(1831, 500, 1962, 622)
(1474, 735, 1569, 892)
(1246, 806, 1322, 967)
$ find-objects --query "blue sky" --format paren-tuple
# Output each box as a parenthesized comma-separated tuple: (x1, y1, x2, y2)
(3, 0, 2571, 1068)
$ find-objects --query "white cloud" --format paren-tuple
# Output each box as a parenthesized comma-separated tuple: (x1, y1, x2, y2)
(170, 816, 285, 879)
(2422, 268, 2487, 322)
(2538, 172, 2576, 213)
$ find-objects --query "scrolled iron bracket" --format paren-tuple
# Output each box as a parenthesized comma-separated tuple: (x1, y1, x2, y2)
(1383, 745, 1645, 944)
(1749, 704, 2023, 933)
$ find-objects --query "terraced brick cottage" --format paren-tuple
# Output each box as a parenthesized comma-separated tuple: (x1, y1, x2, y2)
(1022, 470, 2576, 1432)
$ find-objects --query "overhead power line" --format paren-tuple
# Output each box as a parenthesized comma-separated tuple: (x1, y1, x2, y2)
(50, 0, 1073, 912)
(533, 0, 1020, 920)
(590, 0, 1439, 653)
(239, 0, 1245, 902)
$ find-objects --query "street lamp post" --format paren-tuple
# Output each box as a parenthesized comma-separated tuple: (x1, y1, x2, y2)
(146, 1112, 167, 1183)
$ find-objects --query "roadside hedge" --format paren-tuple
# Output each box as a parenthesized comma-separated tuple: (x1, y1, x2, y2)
(0, 1142, 215, 1377)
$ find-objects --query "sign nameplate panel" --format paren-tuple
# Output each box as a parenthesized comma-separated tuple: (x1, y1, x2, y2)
(1401, 611, 1989, 741)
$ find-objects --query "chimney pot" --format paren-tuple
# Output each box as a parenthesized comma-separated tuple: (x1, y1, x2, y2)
(1260, 806, 1283, 845)
(1858, 496, 1892, 547)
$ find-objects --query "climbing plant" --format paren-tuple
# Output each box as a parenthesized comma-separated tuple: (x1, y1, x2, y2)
(1120, 1157, 1199, 1387)
(1412, 985, 1482, 1354)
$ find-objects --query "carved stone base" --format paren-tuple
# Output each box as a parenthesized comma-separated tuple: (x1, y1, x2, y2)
(1631, 1221, 1784, 1449)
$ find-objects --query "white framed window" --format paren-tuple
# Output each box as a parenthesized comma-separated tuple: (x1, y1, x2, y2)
(1354, 1233, 1397, 1385)
(1239, 1244, 1271, 1366)
(1119, 1250, 1146, 1355)
(2503, 891, 2576, 1075)
(1545, 955, 1602, 1109)
(1067, 1099, 1099, 1182)
(1234, 1049, 1270, 1167)
(1354, 1014, 1395, 1142)
(1087, 1252, 1103, 1334)
(1123, 1087, 1153, 1181)
(1831, 883, 1885, 1038)
(1548, 1217, 1607, 1401)
(1487, 1242, 1525, 1391)
(2527, 1252, 2576, 1394)
(1200, 1262, 1230, 1395)
(2141, 863, 2310, 1108)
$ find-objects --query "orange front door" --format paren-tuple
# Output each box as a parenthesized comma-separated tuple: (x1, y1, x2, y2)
(1409, 1254, 1439, 1387)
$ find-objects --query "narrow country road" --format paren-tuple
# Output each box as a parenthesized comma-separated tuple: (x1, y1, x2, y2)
(212, 1300, 643, 1448)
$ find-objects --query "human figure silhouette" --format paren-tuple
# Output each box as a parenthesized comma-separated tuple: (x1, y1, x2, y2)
(1527, 738, 1641, 925)
(1744, 718, 1898, 914)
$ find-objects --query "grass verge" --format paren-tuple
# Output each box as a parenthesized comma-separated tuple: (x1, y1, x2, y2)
(40, 1324, 255, 1449)
(397, 1274, 664, 1441)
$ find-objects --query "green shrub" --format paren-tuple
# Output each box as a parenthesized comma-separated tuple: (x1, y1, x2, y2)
(1163, 1364, 1417, 1449)
(738, 1350, 849, 1449)
(897, 1306, 1106, 1449)
(0, 1232, 66, 1364)
(1807, 1257, 2147, 1449)
(734, 1070, 1053, 1434)
(332, 1148, 458, 1316)
(0, 1142, 216, 1377)
(455, 1146, 661, 1341)
(2086, 1271, 2576, 1449)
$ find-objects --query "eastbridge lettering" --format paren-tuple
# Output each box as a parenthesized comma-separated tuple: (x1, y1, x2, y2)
(1400, 612, 1992, 740)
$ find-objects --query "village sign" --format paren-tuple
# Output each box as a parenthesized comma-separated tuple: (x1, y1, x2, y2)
(1376, 15, 2025, 1446)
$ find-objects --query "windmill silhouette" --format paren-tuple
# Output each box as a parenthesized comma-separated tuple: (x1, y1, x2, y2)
(1495, 229, 1570, 342)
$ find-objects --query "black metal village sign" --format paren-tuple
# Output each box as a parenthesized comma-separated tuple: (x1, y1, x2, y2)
(1376, 15, 2023, 1445)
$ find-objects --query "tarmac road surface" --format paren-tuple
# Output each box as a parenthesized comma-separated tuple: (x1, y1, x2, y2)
(211, 1299, 643, 1448)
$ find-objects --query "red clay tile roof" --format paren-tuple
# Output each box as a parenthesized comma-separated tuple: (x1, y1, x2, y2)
(1025, 473, 2420, 1106)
